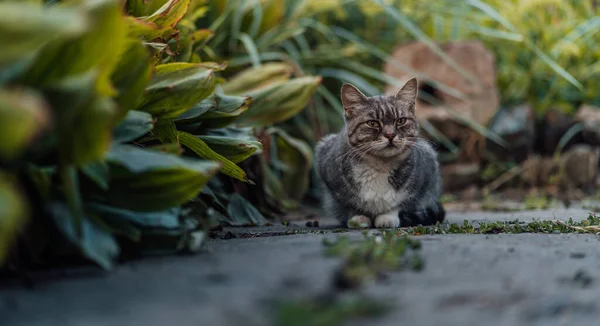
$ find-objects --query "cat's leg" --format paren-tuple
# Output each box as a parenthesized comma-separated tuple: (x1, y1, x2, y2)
(399, 202, 446, 226)
(322, 187, 369, 227)
(374, 209, 400, 228)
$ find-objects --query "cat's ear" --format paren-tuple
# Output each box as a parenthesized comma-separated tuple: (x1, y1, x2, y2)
(341, 83, 367, 119)
(394, 77, 418, 110)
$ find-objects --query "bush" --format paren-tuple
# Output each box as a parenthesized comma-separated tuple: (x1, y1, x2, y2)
(0, 0, 321, 270)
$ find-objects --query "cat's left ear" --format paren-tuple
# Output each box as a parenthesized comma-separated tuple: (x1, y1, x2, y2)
(394, 77, 418, 111)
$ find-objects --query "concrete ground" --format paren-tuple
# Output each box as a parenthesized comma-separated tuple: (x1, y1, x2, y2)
(2, 208, 600, 326)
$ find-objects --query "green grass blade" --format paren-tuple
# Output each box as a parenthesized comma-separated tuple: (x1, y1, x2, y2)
(465, 0, 517, 32)
(298, 18, 340, 45)
(529, 43, 583, 90)
(228, 52, 284, 67)
(239, 33, 262, 68)
(317, 86, 344, 114)
(551, 16, 600, 57)
(294, 34, 312, 57)
(318, 68, 379, 96)
(248, 0, 263, 38)
(420, 119, 458, 153)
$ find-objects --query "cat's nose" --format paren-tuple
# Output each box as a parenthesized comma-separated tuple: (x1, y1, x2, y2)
(384, 132, 395, 141)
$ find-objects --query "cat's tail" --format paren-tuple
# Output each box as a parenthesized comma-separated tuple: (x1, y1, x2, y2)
(399, 202, 446, 227)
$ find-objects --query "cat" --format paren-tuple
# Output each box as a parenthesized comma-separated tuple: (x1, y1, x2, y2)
(315, 78, 445, 228)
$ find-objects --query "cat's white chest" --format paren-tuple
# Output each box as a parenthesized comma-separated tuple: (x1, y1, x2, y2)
(352, 162, 406, 214)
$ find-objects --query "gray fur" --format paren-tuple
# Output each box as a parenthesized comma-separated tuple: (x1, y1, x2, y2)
(315, 78, 445, 227)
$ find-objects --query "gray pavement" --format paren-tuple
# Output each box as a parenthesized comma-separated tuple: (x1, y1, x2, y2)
(2, 208, 600, 326)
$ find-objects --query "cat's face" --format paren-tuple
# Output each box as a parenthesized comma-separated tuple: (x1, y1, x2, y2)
(340, 78, 419, 158)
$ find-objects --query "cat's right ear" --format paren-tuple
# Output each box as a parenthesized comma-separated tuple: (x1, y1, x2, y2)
(341, 83, 367, 119)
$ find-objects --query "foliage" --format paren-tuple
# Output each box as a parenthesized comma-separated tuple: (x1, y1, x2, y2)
(3, 0, 596, 272)
(275, 295, 389, 326)
(399, 214, 600, 236)
(305, 0, 598, 115)
(0, 0, 320, 270)
(324, 231, 424, 289)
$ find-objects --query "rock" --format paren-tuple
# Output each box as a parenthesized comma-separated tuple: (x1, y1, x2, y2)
(560, 144, 599, 193)
(486, 104, 535, 163)
(441, 163, 480, 192)
(536, 108, 581, 155)
(520, 156, 558, 187)
(518, 145, 598, 193)
(383, 41, 499, 151)
(574, 104, 600, 146)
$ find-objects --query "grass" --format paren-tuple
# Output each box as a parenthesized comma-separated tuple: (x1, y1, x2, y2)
(275, 294, 390, 326)
(274, 212, 600, 325)
(399, 214, 600, 236)
(323, 231, 424, 290)
(275, 230, 420, 326)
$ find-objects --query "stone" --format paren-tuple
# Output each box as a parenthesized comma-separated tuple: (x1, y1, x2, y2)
(486, 104, 535, 163)
(441, 163, 480, 192)
(574, 104, 600, 146)
(560, 144, 599, 193)
(537, 108, 581, 155)
(520, 145, 599, 193)
(383, 41, 499, 152)
(520, 156, 558, 187)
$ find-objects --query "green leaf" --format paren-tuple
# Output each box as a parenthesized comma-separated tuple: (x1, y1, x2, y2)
(44, 72, 116, 165)
(236, 76, 321, 127)
(60, 165, 84, 239)
(48, 202, 119, 270)
(466, 0, 582, 90)
(125, 0, 170, 17)
(221, 62, 292, 95)
(91, 202, 203, 253)
(239, 33, 261, 68)
(111, 39, 153, 121)
(0, 88, 50, 161)
(154, 120, 179, 144)
(269, 128, 313, 201)
(21, 0, 127, 96)
(198, 135, 262, 163)
(137, 63, 217, 120)
(113, 110, 154, 143)
(81, 161, 109, 191)
(225, 193, 267, 226)
(0, 172, 28, 265)
(0, 2, 88, 66)
(88, 203, 182, 229)
(147, 143, 183, 155)
(178, 131, 250, 183)
(146, 0, 191, 28)
(319, 68, 379, 96)
(529, 45, 583, 91)
(100, 144, 220, 211)
(126, 16, 167, 40)
(175, 93, 251, 129)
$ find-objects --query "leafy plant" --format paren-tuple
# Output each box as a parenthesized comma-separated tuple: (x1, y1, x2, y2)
(0, 0, 321, 271)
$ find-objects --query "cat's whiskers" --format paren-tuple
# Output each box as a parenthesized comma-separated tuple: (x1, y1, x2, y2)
(337, 143, 371, 162)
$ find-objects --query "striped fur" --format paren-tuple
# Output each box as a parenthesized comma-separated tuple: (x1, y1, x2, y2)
(315, 78, 445, 228)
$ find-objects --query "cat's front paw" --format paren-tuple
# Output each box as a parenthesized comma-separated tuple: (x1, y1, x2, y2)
(347, 215, 372, 228)
(374, 213, 400, 228)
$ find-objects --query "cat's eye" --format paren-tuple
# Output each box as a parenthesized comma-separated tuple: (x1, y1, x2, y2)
(366, 120, 379, 128)
(396, 118, 407, 127)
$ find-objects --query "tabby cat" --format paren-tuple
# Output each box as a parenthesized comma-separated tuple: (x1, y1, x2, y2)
(315, 78, 445, 228)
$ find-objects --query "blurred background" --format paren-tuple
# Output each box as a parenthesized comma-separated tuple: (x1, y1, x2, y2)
(2, 0, 600, 271)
